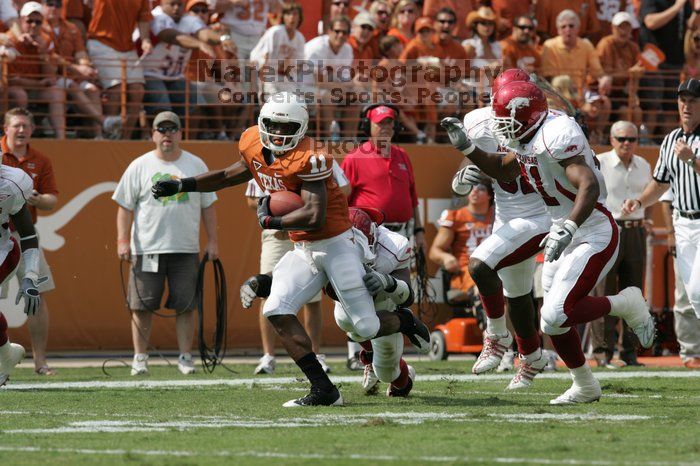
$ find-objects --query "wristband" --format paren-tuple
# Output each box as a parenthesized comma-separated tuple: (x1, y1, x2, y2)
(180, 177, 197, 192)
(264, 216, 284, 229)
(461, 144, 475, 156)
(413, 227, 425, 234)
(117, 239, 129, 244)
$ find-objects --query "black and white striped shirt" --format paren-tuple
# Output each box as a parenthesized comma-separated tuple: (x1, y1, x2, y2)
(653, 127, 700, 212)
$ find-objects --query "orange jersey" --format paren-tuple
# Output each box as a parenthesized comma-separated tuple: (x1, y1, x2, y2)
(238, 126, 351, 242)
(438, 207, 494, 292)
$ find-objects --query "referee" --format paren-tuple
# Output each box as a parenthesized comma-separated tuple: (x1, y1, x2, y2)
(622, 78, 700, 320)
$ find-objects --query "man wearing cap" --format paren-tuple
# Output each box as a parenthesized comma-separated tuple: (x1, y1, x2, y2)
(341, 105, 425, 249)
(112, 111, 219, 376)
(623, 78, 700, 323)
(596, 11, 644, 126)
(349, 12, 379, 64)
(591, 121, 652, 367)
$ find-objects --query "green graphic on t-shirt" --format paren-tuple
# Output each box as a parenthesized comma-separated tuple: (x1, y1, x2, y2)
(152, 172, 189, 204)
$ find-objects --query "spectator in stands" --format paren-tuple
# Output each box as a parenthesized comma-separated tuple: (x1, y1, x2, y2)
(87, 0, 152, 139)
(61, 0, 87, 38)
(143, 0, 236, 127)
(591, 121, 650, 367)
(422, 0, 472, 40)
(660, 190, 700, 370)
(429, 185, 494, 305)
(639, 0, 700, 140)
(683, 29, 700, 80)
(387, 0, 417, 46)
(535, 0, 600, 41)
(212, 0, 280, 60)
(370, 0, 392, 36)
(500, 14, 541, 73)
(491, 0, 534, 37)
(305, 16, 354, 137)
(349, 11, 378, 63)
(250, 2, 306, 101)
(540, 9, 612, 139)
(7, 2, 66, 139)
(318, 0, 349, 36)
(596, 11, 644, 126)
(42, 0, 110, 139)
(590, 0, 637, 44)
(1, 107, 58, 375)
(113, 111, 218, 376)
(463, 6, 502, 70)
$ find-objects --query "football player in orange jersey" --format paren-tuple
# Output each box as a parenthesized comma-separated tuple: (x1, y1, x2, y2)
(152, 92, 430, 407)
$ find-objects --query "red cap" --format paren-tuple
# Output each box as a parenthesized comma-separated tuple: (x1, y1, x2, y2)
(367, 106, 396, 123)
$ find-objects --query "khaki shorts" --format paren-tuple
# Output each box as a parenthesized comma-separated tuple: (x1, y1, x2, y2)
(128, 253, 199, 312)
(0, 232, 56, 295)
(87, 39, 145, 89)
(260, 230, 321, 303)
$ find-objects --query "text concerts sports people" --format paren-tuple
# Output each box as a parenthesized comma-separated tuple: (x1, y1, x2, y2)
(447, 69, 552, 390)
(441, 80, 655, 405)
(152, 92, 430, 407)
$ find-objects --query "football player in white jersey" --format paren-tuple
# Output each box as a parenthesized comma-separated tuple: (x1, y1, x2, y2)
(446, 69, 552, 390)
(0, 164, 48, 386)
(443, 80, 655, 404)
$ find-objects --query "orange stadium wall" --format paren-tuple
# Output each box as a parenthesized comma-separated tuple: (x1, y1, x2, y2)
(3, 142, 671, 352)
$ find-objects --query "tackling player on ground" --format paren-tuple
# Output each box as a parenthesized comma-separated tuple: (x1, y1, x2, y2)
(442, 79, 655, 404)
(152, 92, 430, 407)
(0, 163, 48, 386)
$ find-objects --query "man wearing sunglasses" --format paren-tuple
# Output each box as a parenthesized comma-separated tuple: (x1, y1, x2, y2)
(592, 121, 652, 368)
(113, 111, 219, 377)
(501, 15, 541, 73)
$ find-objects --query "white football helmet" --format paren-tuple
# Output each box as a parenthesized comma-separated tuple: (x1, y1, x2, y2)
(258, 92, 309, 153)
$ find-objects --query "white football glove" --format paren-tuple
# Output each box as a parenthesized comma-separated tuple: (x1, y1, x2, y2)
(239, 281, 258, 309)
(16, 277, 47, 316)
(440, 117, 474, 154)
(452, 165, 488, 196)
(539, 220, 578, 262)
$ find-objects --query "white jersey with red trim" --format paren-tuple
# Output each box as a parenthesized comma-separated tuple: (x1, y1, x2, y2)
(463, 106, 548, 222)
(0, 165, 33, 263)
(372, 225, 411, 311)
(144, 12, 206, 80)
(512, 111, 608, 224)
(218, 0, 270, 37)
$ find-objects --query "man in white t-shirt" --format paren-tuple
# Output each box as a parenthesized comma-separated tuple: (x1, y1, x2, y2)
(143, 0, 237, 120)
(211, 0, 280, 59)
(112, 111, 218, 376)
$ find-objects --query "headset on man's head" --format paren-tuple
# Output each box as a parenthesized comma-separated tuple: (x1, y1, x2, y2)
(358, 103, 402, 136)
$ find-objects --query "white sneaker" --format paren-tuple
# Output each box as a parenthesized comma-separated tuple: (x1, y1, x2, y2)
(496, 350, 515, 372)
(550, 378, 602, 405)
(254, 354, 276, 375)
(362, 364, 380, 395)
(506, 354, 548, 390)
(611, 287, 656, 348)
(317, 354, 331, 374)
(178, 353, 196, 375)
(130, 353, 149, 376)
(0, 342, 25, 386)
(473, 331, 513, 374)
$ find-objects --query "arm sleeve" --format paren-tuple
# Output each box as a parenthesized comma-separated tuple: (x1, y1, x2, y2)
(331, 159, 350, 188)
(151, 14, 176, 36)
(112, 163, 138, 210)
(652, 135, 672, 183)
(463, 107, 502, 153)
(296, 151, 334, 182)
(585, 40, 604, 79)
(182, 14, 207, 34)
(437, 209, 455, 228)
(138, 0, 154, 22)
(544, 118, 589, 161)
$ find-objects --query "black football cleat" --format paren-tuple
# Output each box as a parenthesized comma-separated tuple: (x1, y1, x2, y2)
(387, 365, 416, 397)
(396, 308, 431, 354)
(283, 385, 344, 407)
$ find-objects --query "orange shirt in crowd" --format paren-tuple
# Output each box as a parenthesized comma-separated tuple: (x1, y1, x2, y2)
(7, 31, 55, 79)
(1, 136, 59, 224)
(540, 36, 604, 84)
(500, 36, 541, 72)
(387, 27, 411, 47)
(45, 18, 86, 61)
(437, 206, 494, 292)
(535, 0, 600, 40)
(238, 126, 351, 242)
(595, 35, 640, 86)
(62, 0, 85, 20)
(87, 0, 152, 52)
(422, 0, 473, 40)
(491, 0, 533, 31)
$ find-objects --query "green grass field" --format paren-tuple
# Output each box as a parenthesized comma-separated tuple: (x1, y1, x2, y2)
(1, 360, 699, 466)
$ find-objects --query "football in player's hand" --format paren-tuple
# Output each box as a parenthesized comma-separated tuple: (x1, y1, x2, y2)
(269, 191, 304, 216)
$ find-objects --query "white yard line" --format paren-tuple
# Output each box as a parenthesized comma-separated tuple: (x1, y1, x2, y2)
(2, 370, 697, 391)
(0, 446, 697, 466)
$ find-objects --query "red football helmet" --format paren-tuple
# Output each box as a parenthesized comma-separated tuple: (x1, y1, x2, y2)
(491, 80, 548, 147)
(348, 207, 384, 247)
(491, 68, 531, 96)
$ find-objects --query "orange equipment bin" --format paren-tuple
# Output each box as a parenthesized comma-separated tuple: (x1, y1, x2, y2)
(429, 318, 483, 360)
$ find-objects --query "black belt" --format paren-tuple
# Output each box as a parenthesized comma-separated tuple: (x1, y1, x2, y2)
(383, 222, 407, 232)
(678, 211, 700, 220)
(615, 219, 644, 228)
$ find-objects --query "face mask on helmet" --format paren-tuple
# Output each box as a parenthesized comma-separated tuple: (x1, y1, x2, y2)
(491, 81, 547, 148)
(348, 207, 377, 253)
(258, 92, 309, 153)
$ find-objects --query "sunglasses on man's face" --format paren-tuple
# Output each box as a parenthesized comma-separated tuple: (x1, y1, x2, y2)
(45, 1, 62, 7)
(475, 20, 494, 26)
(191, 6, 208, 14)
(515, 24, 534, 31)
(156, 126, 180, 134)
(400, 8, 416, 14)
(360, 24, 374, 31)
(614, 136, 637, 143)
(332, 28, 349, 35)
(24, 18, 42, 25)
(332, 1, 349, 6)
(437, 18, 455, 25)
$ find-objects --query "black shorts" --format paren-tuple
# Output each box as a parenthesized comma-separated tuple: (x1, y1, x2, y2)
(128, 253, 199, 312)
